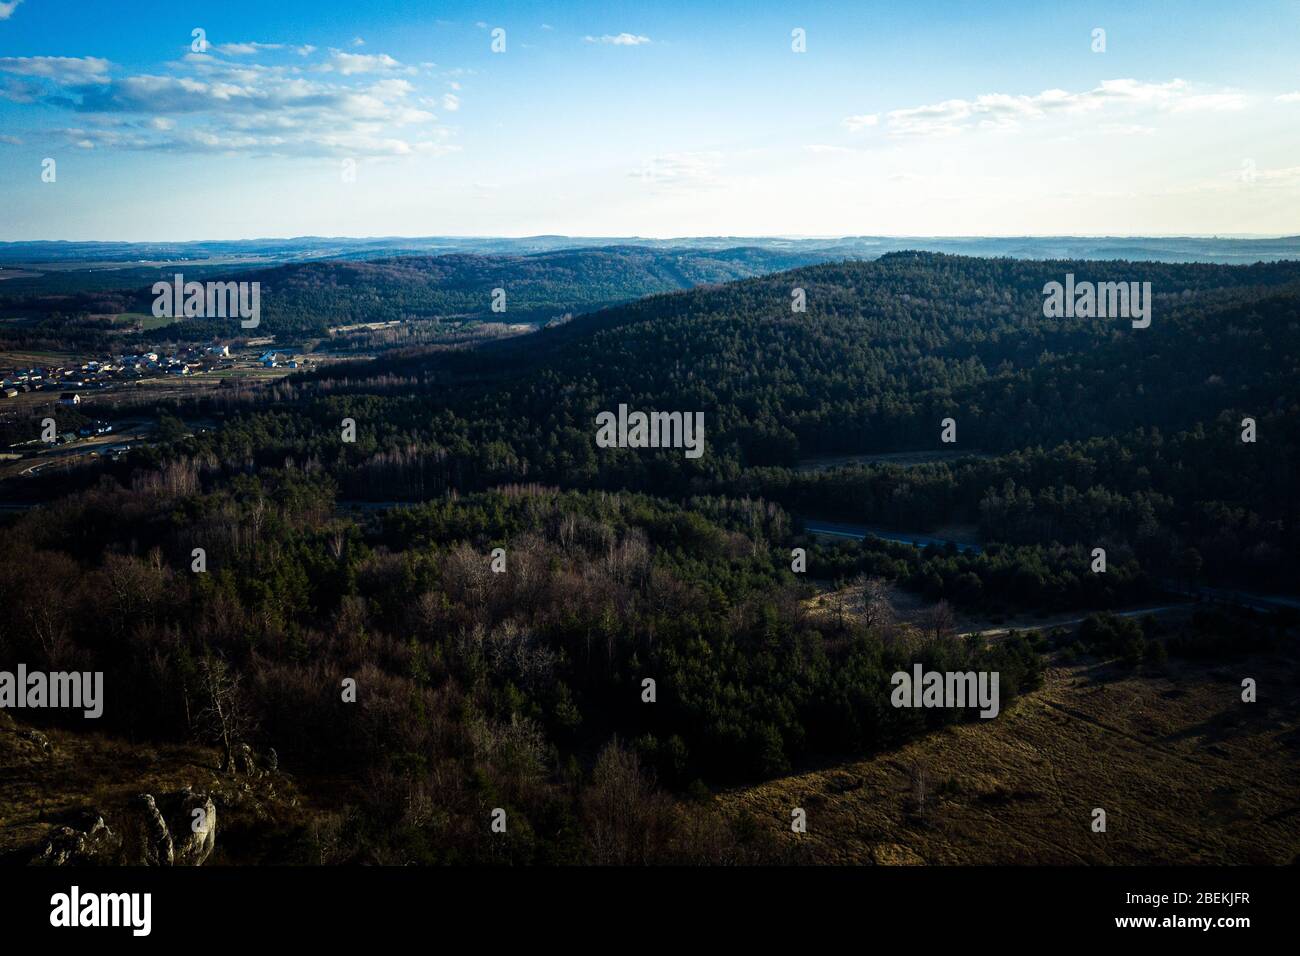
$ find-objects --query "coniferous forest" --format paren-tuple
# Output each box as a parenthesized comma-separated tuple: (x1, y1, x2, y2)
(3, 250, 1297, 867)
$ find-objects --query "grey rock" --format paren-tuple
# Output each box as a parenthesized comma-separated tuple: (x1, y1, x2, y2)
(35, 812, 118, 865)
(137, 793, 174, 867)
(168, 788, 217, 866)
(237, 742, 257, 777)
(18, 728, 52, 755)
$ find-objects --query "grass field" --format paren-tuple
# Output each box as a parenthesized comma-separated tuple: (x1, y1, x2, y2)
(715, 653, 1300, 864)
(0, 350, 81, 367)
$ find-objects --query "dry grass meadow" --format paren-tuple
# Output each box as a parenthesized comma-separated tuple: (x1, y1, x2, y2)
(715, 653, 1300, 864)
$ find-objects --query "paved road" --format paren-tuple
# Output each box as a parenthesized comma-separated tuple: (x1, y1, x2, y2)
(803, 518, 983, 554)
(957, 604, 1191, 638)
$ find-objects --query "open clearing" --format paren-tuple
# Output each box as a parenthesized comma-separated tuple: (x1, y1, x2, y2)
(715, 653, 1300, 864)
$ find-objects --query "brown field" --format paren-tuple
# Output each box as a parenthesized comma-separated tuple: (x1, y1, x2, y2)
(0, 350, 81, 367)
(715, 653, 1300, 864)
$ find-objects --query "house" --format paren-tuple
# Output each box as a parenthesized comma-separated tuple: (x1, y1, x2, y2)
(58, 392, 81, 406)
(206, 345, 230, 357)
(2, 388, 17, 399)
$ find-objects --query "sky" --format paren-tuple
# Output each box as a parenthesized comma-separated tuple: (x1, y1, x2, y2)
(0, 0, 1298, 241)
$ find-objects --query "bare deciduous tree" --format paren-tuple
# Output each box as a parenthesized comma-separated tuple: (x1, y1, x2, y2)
(856, 574, 896, 630)
(195, 656, 251, 774)
(918, 600, 956, 642)
(582, 738, 672, 865)
(910, 759, 931, 817)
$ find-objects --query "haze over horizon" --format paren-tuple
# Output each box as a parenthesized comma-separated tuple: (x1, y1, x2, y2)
(4, 231, 1299, 244)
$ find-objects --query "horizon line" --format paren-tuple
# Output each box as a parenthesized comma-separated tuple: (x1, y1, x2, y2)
(2, 232, 1297, 246)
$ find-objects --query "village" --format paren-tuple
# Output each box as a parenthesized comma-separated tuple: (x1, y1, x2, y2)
(0, 340, 314, 482)
(0, 342, 307, 404)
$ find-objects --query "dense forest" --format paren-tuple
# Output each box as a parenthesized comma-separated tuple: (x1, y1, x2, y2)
(0, 245, 838, 349)
(3, 250, 1297, 863)
(107, 251, 1297, 592)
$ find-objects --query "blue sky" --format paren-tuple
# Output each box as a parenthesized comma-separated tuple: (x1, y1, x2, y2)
(1, 0, 1298, 240)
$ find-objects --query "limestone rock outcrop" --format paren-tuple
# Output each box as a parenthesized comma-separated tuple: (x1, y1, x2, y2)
(35, 811, 120, 865)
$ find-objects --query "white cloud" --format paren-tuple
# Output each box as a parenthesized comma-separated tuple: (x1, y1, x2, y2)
(28, 50, 454, 158)
(442, 93, 460, 111)
(842, 114, 878, 132)
(216, 42, 280, 56)
(210, 41, 316, 58)
(630, 151, 723, 189)
(1274, 92, 1300, 103)
(0, 1, 22, 22)
(326, 52, 407, 75)
(0, 55, 112, 85)
(0, 76, 41, 102)
(873, 78, 1249, 138)
(1096, 123, 1156, 135)
(1173, 92, 1248, 111)
(584, 33, 651, 46)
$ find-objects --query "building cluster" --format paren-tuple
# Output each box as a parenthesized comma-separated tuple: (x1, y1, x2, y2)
(0, 343, 302, 401)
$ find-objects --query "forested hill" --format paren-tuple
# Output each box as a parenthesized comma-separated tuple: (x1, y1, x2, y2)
(268, 251, 1298, 589)
(227, 245, 842, 330)
(0, 245, 842, 343)
(354, 250, 1300, 458)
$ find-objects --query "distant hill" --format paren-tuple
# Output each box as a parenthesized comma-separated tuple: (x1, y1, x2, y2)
(287, 251, 1299, 589)
(0, 245, 842, 345)
(224, 246, 844, 330)
(2, 233, 1297, 269)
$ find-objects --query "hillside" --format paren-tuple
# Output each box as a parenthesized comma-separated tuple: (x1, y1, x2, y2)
(268, 251, 1300, 590)
(717, 652, 1300, 864)
(0, 245, 840, 348)
(3, 252, 1298, 868)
